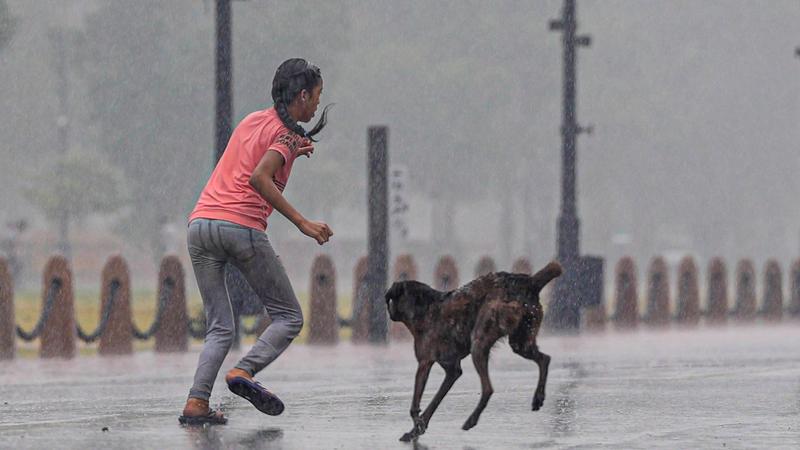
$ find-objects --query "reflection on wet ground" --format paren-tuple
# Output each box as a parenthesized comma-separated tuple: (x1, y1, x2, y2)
(0, 324, 798, 449)
(184, 426, 284, 450)
(551, 362, 583, 436)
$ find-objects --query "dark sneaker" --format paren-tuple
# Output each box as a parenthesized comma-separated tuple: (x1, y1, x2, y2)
(227, 377, 285, 416)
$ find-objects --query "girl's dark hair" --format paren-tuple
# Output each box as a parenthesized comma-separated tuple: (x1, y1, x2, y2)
(271, 58, 332, 142)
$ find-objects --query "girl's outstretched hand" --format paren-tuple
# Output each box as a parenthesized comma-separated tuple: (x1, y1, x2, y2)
(298, 219, 333, 245)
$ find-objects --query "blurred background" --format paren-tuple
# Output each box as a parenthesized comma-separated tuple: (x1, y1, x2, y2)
(0, 0, 798, 299)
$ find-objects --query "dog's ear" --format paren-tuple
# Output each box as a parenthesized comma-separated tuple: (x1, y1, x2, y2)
(531, 261, 563, 292)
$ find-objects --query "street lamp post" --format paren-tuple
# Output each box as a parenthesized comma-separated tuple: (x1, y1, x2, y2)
(546, 0, 594, 331)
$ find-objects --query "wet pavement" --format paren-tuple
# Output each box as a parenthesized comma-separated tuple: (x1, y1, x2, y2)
(0, 324, 798, 449)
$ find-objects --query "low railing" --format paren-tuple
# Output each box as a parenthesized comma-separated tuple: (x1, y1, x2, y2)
(1, 252, 798, 359)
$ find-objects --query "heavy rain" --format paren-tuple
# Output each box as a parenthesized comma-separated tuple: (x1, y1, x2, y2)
(0, 0, 798, 449)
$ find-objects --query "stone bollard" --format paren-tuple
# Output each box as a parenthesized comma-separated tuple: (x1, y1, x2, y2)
(583, 303, 607, 332)
(390, 254, 418, 342)
(40, 255, 76, 358)
(154, 255, 188, 352)
(394, 254, 418, 282)
(474, 256, 496, 278)
(613, 257, 638, 329)
(790, 260, 800, 318)
(761, 260, 783, 322)
(0, 258, 14, 360)
(308, 255, 338, 345)
(434, 256, 459, 291)
(99, 255, 133, 355)
(350, 256, 369, 343)
(706, 258, 728, 325)
(675, 256, 700, 326)
(511, 258, 532, 275)
(645, 257, 670, 327)
(734, 259, 757, 322)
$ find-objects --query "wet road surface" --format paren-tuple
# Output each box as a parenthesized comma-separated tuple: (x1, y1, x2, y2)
(1, 324, 798, 449)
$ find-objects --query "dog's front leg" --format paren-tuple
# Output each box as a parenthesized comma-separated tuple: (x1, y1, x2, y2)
(421, 361, 462, 427)
(400, 360, 433, 442)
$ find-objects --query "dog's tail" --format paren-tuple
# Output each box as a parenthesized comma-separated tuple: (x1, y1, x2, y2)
(530, 261, 563, 292)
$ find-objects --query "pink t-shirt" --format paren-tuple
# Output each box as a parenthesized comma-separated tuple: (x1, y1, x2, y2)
(189, 107, 303, 231)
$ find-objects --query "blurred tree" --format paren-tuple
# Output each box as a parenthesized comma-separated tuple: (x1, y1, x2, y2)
(24, 151, 126, 227)
(0, 0, 14, 51)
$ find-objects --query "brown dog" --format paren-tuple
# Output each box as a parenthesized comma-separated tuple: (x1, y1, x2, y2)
(385, 261, 562, 441)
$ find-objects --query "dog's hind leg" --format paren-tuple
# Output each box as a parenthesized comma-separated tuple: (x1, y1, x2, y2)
(400, 360, 434, 442)
(527, 348, 550, 411)
(510, 321, 550, 411)
(420, 361, 462, 428)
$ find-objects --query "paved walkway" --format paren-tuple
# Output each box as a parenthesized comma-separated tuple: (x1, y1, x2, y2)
(1, 325, 799, 449)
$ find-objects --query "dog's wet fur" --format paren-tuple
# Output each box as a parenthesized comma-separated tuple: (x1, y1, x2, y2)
(385, 261, 563, 441)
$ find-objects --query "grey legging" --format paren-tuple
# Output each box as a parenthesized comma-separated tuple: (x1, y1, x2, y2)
(187, 218, 303, 401)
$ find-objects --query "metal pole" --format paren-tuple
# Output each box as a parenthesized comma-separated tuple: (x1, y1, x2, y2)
(547, 0, 591, 331)
(367, 126, 389, 344)
(559, 0, 579, 267)
(215, 0, 233, 164)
